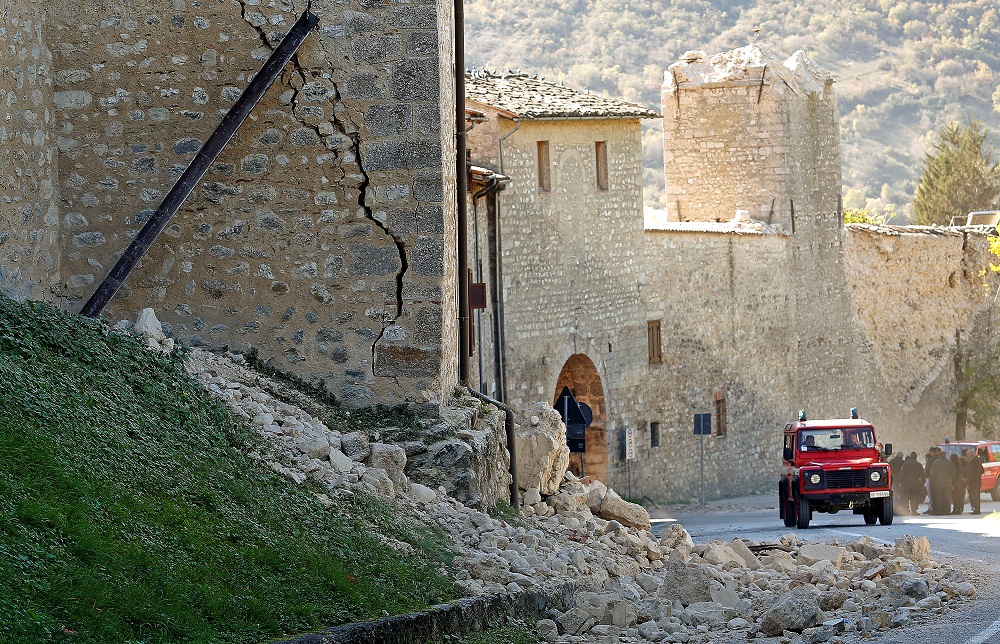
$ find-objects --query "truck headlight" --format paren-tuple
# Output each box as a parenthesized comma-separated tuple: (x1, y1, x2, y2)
(809, 473, 821, 485)
(869, 470, 882, 483)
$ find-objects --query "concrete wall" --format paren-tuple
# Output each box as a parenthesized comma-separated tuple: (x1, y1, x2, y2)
(0, 0, 459, 409)
(0, 0, 60, 300)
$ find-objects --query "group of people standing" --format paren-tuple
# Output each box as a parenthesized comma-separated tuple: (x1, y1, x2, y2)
(889, 447, 985, 515)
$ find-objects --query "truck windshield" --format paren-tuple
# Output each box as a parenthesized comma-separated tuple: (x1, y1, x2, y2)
(798, 428, 874, 451)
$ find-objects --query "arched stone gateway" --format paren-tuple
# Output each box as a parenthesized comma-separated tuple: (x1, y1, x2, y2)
(553, 354, 608, 483)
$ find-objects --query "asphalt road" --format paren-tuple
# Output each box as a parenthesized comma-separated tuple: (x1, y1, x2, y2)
(650, 495, 1000, 644)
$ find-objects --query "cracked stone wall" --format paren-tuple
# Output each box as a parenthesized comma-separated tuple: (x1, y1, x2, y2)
(0, 0, 60, 300)
(25, 0, 457, 408)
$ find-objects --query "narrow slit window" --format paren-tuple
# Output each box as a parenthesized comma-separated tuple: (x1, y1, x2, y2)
(714, 391, 728, 437)
(647, 320, 662, 364)
(537, 141, 551, 192)
(595, 140, 609, 191)
(650, 422, 660, 448)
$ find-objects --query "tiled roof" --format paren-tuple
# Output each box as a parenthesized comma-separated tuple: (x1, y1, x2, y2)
(465, 70, 661, 120)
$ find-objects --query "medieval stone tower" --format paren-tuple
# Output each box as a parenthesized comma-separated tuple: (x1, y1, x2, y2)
(661, 45, 842, 228)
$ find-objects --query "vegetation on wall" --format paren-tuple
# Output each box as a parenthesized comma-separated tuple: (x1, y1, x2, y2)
(465, 0, 1000, 219)
(913, 120, 1000, 225)
(0, 297, 458, 643)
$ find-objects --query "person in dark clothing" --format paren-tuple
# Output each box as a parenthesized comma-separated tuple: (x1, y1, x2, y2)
(950, 453, 966, 514)
(899, 452, 926, 515)
(929, 452, 955, 515)
(888, 452, 906, 513)
(922, 451, 938, 514)
(965, 450, 985, 514)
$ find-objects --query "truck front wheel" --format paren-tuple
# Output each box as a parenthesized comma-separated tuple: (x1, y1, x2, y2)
(878, 496, 894, 525)
(991, 480, 1000, 502)
(796, 495, 811, 529)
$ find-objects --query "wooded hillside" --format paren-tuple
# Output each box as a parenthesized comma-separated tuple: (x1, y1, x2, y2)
(465, 0, 1000, 219)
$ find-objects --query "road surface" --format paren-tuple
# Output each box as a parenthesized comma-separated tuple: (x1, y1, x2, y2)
(650, 494, 1000, 644)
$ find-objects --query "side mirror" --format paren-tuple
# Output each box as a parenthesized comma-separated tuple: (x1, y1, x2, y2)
(884, 443, 892, 456)
(783, 447, 793, 461)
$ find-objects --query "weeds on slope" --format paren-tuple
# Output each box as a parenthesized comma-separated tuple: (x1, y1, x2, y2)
(0, 297, 459, 643)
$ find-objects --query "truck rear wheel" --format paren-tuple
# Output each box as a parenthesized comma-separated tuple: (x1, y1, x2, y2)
(991, 480, 1000, 502)
(796, 496, 810, 529)
(878, 496, 894, 525)
(863, 508, 877, 525)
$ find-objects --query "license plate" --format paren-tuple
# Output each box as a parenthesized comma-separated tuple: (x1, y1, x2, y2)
(870, 490, 890, 498)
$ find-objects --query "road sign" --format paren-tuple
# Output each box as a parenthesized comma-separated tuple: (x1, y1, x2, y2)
(625, 427, 636, 461)
(694, 413, 712, 435)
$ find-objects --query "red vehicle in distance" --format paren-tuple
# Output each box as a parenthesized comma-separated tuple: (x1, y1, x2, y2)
(779, 408, 893, 529)
(937, 441, 1000, 501)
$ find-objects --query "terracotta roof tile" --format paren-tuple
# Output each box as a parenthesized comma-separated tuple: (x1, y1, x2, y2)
(465, 70, 661, 120)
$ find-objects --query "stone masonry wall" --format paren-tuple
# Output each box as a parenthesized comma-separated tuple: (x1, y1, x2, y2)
(31, 0, 457, 408)
(0, 0, 60, 300)
(626, 222, 998, 503)
(636, 227, 793, 500)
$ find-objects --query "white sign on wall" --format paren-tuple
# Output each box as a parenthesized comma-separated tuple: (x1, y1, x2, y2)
(625, 426, 636, 461)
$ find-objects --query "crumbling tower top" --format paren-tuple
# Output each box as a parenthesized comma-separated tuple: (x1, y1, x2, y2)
(661, 45, 841, 230)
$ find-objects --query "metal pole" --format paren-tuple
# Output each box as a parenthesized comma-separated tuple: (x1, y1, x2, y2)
(700, 433, 705, 504)
(80, 9, 319, 318)
(455, 0, 470, 383)
(627, 459, 632, 500)
(466, 386, 517, 508)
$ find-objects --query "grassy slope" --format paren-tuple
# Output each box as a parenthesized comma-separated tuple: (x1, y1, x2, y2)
(0, 298, 458, 643)
(465, 0, 1000, 218)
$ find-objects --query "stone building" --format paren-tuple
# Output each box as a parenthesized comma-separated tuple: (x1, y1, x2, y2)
(0, 0, 458, 410)
(464, 70, 660, 482)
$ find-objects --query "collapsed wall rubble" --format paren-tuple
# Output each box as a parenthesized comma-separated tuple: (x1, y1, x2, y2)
(120, 310, 977, 643)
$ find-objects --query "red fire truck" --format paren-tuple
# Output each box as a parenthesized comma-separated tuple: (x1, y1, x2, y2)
(779, 409, 893, 529)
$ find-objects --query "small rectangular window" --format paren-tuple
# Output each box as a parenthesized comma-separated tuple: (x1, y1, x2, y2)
(650, 422, 660, 448)
(714, 391, 728, 437)
(537, 141, 551, 192)
(647, 320, 662, 364)
(595, 141, 609, 191)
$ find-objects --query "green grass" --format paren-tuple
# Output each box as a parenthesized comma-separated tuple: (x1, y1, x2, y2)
(0, 298, 460, 643)
(450, 621, 541, 644)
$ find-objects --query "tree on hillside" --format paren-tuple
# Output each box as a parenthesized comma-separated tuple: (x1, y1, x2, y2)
(951, 325, 1000, 440)
(912, 120, 1000, 226)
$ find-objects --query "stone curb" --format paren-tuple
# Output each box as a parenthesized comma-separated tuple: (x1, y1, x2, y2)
(269, 582, 576, 644)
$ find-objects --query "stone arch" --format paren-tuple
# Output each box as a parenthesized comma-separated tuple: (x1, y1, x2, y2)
(553, 353, 608, 483)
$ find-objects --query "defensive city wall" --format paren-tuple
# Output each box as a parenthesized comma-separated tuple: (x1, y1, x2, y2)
(0, 0, 459, 410)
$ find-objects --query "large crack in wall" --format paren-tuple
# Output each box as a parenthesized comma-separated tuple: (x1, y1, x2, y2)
(239, 2, 409, 379)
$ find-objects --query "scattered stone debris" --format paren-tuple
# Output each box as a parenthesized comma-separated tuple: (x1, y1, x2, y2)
(124, 309, 979, 643)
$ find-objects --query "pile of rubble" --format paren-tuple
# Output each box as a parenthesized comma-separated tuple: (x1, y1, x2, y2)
(123, 310, 976, 643)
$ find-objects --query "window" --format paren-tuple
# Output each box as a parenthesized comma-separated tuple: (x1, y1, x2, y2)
(647, 320, 662, 364)
(650, 422, 660, 448)
(617, 428, 627, 460)
(537, 141, 551, 192)
(595, 141, 609, 191)
(714, 391, 728, 437)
